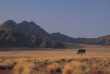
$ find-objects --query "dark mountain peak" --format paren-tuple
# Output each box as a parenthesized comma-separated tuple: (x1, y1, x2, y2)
(52, 32, 62, 34)
(1, 20, 17, 29)
(2, 20, 16, 26)
(3, 20, 16, 24)
(0, 20, 49, 37)
(51, 32, 71, 37)
(30, 21, 36, 25)
(30, 21, 43, 28)
(29, 21, 38, 27)
(20, 21, 29, 25)
(51, 32, 64, 36)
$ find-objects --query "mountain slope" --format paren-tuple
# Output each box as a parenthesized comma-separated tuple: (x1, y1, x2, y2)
(50, 32, 75, 43)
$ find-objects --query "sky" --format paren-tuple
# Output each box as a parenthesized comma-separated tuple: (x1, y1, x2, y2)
(0, 0, 110, 38)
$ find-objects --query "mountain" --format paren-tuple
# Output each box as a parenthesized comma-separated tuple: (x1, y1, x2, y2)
(0, 20, 49, 37)
(50, 32, 110, 45)
(0, 20, 110, 48)
(0, 20, 65, 48)
(82, 35, 110, 45)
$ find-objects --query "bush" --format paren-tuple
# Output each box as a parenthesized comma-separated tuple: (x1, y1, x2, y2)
(14, 62, 36, 74)
(47, 63, 62, 74)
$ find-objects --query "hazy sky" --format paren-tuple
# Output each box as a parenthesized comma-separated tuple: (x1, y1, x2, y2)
(0, 0, 110, 38)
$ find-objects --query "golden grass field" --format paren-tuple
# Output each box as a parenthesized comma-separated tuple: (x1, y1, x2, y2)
(0, 43, 110, 74)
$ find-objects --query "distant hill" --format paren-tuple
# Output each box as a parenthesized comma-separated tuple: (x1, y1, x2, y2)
(82, 35, 110, 45)
(50, 32, 110, 45)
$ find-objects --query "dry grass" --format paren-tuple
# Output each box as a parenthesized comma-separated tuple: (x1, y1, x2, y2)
(63, 61, 91, 74)
(47, 63, 62, 74)
(0, 59, 16, 70)
(0, 56, 110, 74)
(14, 62, 36, 74)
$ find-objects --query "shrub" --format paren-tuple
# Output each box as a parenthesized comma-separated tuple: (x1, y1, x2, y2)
(0, 59, 16, 70)
(14, 62, 36, 74)
(47, 63, 62, 74)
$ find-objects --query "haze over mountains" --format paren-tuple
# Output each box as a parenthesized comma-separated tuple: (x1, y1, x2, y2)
(0, 20, 110, 48)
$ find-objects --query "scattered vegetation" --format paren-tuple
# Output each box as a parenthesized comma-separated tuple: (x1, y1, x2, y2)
(0, 56, 110, 74)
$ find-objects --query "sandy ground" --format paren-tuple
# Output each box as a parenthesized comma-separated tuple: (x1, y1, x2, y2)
(0, 44, 110, 58)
